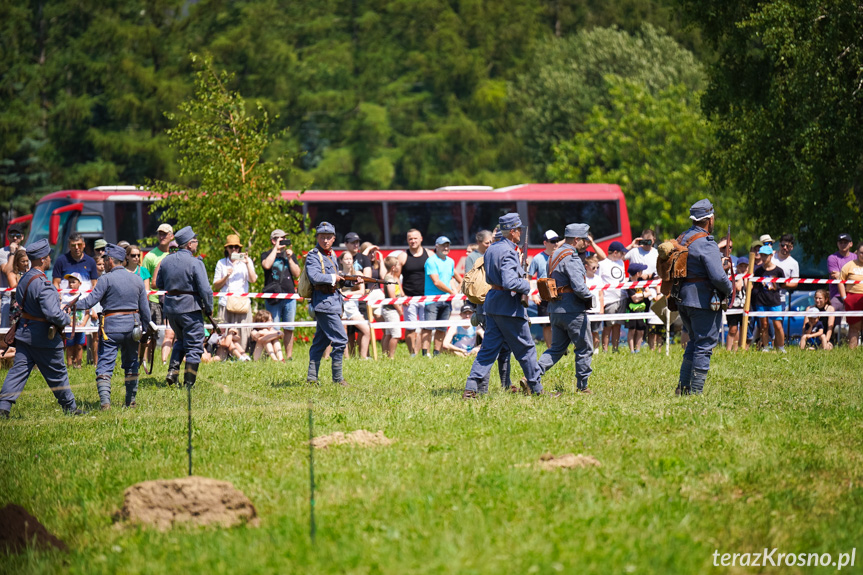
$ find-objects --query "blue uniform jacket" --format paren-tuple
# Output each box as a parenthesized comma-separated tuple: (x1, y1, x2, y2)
(306, 246, 344, 315)
(155, 249, 213, 315)
(76, 266, 151, 332)
(15, 268, 70, 349)
(677, 225, 733, 309)
(547, 245, 593, 314)
(484, 238, 530, 317)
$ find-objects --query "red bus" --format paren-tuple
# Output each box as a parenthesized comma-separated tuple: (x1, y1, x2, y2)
(12, 183, 631, 276)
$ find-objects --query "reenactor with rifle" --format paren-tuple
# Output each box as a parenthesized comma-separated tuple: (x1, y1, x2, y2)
(0, 239, 85, 418)
(156, 226, 213, 389)
(72, 244, 151, 409)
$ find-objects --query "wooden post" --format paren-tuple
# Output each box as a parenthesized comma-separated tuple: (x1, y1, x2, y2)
(740, 251, 756, 350)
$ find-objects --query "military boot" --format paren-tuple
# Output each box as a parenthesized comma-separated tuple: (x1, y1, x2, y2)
(96, 374, 112, 410)
(165, 360, 181, 387)
(125, 373, 139, 408)
(183, 362, 199, 388)
(675, 358, 693, 395)
(691, 369, 708, 395)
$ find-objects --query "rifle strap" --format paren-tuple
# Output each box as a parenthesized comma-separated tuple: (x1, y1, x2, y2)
(547, 247, 578, 277)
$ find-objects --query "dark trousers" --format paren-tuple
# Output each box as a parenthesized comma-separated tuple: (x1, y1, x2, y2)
(0, 342, 77, 412)
(167, 312, 205, 364)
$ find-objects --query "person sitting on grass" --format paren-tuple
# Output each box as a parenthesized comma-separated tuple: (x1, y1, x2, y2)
(215, 327, 251, 362)
(62, 273, 89, 368)
(799, 307, 828, 350)
(380, 256, 403, 359)
(442, 307, 483, 357)
(251, 309, 284, 361)
(810, 289, 836, 348)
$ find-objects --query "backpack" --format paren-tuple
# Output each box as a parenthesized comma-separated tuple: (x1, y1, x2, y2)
(462, 256, 491, 304)
(297, 251, 325, 299)
(536, 247, 577, 302)
(656, 231, 708, 309)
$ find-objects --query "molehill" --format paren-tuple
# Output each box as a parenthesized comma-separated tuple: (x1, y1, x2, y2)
(0, 503, 67, 554)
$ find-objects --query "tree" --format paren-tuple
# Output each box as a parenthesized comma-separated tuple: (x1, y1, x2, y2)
(149, 55, 307, 284)
(677, 0, 863, 258)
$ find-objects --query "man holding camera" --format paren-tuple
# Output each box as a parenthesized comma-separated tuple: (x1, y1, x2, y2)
(262, 229, 301, 361)
(624, 229, 659, 276)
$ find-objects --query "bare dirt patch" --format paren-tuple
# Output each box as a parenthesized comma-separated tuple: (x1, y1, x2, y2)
(116, 476, 259, 531)
(0, 503, 67, 554)
(536, 452, 602, 470)
(311, 429, 393, 449)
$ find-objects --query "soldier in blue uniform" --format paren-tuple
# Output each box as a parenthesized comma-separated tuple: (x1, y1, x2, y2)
(73, 244, 151, 409)
(0, 239, 85, 418)
(676, 199, 733, 395)
(536, 223, 596, 393)
(306, 222, 350, 386)
(155, 226, 212, 388)
(464, 213, 548, 397)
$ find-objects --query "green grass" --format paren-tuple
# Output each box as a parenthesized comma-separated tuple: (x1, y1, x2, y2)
(1, 344, 862, 574)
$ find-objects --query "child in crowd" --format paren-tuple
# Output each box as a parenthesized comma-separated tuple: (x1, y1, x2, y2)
(216, 327, 251, 362)
(338, 251, 371, 359)
(251, 309, 284, 361)
(381, 256, 403, 358)
(584, 254, 604, 353)
(799, 307, 827, 350)
(625, 263, 648, 353)
(725, 257, 749, 351)
(62, 273, 89, 368)
(752, 245, 787, 352)
(442, 307, 482, 357)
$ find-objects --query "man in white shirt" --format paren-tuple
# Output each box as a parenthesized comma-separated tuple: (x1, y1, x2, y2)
(599, 241, 627, 352)
(623, 229, 659, 276)
(773, 233, 799, 310)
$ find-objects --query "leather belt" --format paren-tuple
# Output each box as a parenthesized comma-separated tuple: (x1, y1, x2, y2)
(21, 312, 47, 322)
(315, 285, 336, 293)
(685, 277, 709, 283)
(558, 285, 574, 294)
(167, 290, 198, 296)
(104, 310, 138, 317)
(490, 285, 506, 291)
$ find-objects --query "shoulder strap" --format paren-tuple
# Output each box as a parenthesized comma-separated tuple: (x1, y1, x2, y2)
(19, 272, 45, 309)
(547, 247, 577, 277)
(677, 231, 709, 248)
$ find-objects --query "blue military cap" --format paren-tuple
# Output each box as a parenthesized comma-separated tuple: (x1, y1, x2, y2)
(25, 239, 51, 259)
(689, 199, 715, 221)
(564, 223, 590, 238)
(498, 213, 523, 231)
(174, 226, 196, 246)
(628, 262, 648, 274)
(315, 221, 336, 235)
(492, 227, 502, 241)
(105, 243, 126, 262)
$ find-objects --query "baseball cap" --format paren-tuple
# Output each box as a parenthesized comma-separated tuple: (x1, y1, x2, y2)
(737, 256, 749, 266)
(157, 223, 174, 234)
(270, 229, 286, 240)
(63, 272, 84, 283)
(345, 232, 361, 243)
(93, 239, 108, 250)
(838, 233, 853, 243)
(435, 236, 451, 245)
(759, 234, 774, 244)
(628, 262, 648, 274)
(759, 244, 774, 255)
(8, 225, 24, 236)
(543, 230, 561, 242)
(608, 241, 626, 253)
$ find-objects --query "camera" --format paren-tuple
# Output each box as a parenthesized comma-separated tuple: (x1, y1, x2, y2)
(638, 239, 653, 247)
(279, 238, 291, 247)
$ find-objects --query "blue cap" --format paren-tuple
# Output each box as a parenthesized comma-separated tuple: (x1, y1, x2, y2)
(564, 223, 590, 238)
(315, 221, 335, 235)
(737, 256, 749, 265)
(628, 262, 648, 274)
(689, 199, 715, 221)
(498, 213, 523, 231)
(25, 239, 51, 259)
(759, 244, 774, 255)
(608, 241, 626, 253)
(174, 226, 196, 246)
(106, 243, 126, 262)
(435, 236, 451, 245)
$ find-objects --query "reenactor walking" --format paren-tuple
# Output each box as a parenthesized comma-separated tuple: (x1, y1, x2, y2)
(155, 226, 212, 388)
(536, 223, 596, 393)
(73, 244, 151, 409)
(0, 240, 85, 418)
(306, 222, 349, 386)
(675, 199, 733, 395)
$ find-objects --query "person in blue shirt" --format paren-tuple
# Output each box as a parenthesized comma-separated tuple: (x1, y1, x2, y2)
(52, 232, 99, 291)
(423, 236, 462, 356)
(529, 229, 562, 348)
(675, 199, 733, 395)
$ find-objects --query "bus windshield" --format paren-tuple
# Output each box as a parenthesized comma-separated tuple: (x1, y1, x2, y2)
(528, 200, 620, 243)
(27, 198, 70, 244)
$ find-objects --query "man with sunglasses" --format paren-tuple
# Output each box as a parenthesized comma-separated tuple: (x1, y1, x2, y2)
(773, 234, 800, 316)
(0, 225, 26, 327)
(624, 229, 658, 277)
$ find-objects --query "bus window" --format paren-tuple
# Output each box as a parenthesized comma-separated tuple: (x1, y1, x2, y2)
(305, 202, 384, 246)
(465, 201, 517, 239)
(75, 215, 103, 235)
(141, 204, 170, 244)
(388, 202, 464, 245)
(115, 202, 140, 243)
(528, 200, 620, 244)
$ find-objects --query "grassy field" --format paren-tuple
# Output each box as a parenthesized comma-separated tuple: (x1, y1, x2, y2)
(1, 344, 862, 574)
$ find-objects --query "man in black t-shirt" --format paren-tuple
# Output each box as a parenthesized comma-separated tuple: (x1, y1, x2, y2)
(261, 229, 301, 360)
(344, 232, 372, 319)
(752, 244, 788, 352)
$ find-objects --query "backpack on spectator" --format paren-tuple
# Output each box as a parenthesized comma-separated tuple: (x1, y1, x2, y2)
(462, 256, 491, 304)
(537, 247, 577, 302)
(297, 251, 325, 299)
(656, 231, 708, 310)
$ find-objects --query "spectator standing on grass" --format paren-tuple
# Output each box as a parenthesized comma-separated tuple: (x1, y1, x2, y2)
(752, 245, 787, 352)
(584, 254, 604, 353)
(424, 236, 462, 357)
(142, 224, 173, 328)
(465, 230, 493, 276)
(773, 233, 799, 315)
(214, 234, 257, 352)
(599, 241, 627, 352)
(725, 257, 749, 351)
(338, 251, 371, 359)
(52, 232, 99, 291)
(261, 229, 301, 361)
(828, 233, 855, 319)
(529, 230, 562, 349)
(360, 241, 383, 280)
(124, 245, 150, 291)
(380, 256, 403, 359)
(624, 229, 659, 276)
(837, 242, 863, 349)
(93, 239, 107, 261)
(0, 225, 25, 328)
(398, 229, 431, 357)
(344, 232, 372, 320)
(625, 263, 648, 353)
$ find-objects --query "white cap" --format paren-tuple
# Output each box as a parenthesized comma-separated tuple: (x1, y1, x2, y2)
(543, 230, 561, 242)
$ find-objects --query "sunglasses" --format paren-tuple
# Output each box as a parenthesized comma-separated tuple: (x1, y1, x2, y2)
(780, 243, 793, 248)
(130, 253, 141, 258)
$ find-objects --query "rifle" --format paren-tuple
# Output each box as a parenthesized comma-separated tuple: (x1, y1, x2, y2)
(138, 321, 159, 375)
(341, 275, 399, 286)
(53, 295, 81, 343)
(519, 225, 530, 307)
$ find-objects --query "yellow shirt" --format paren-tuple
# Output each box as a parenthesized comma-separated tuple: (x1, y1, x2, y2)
(840, 260, 863, 294)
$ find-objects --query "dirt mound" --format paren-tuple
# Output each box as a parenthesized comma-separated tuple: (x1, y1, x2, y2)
(117, 476, 259, 531)
(311, 429, 393, 449)
(537, 453, 602, 470)
(0, 504, 67, 554)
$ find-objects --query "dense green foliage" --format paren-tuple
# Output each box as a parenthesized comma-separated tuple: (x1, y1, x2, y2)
(678, 0, 863, 258)
(1, 346, 861, 572)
